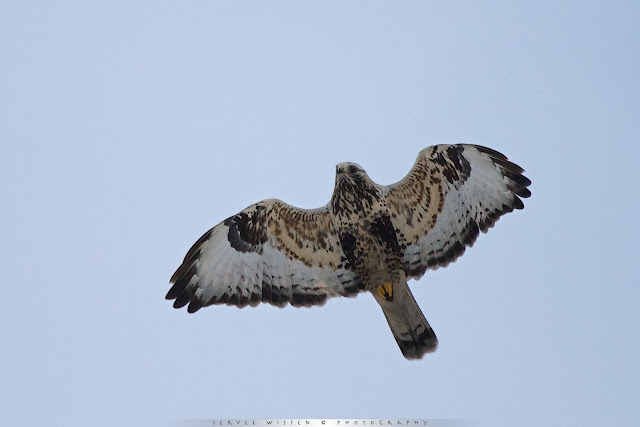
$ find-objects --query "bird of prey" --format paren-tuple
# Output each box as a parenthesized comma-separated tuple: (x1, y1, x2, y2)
(167, 144, 531, 359)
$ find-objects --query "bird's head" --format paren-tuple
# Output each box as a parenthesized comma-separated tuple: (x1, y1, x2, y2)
(335, 162, 367, 183)
(332, 161, 382, 216)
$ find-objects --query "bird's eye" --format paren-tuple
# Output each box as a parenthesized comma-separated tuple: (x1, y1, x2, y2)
(348, 165, 359, 174)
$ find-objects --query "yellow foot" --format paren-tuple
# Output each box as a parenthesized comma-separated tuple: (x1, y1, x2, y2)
(377, 282, 393, 301)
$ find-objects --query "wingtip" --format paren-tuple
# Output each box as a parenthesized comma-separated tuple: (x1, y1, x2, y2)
(187, 299, 204, 313)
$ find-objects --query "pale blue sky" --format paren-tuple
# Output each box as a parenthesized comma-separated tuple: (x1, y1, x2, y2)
(1, 1, 639, 426)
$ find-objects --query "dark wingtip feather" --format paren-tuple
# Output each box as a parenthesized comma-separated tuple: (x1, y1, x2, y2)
(187, 299, 203, 313)
(503, 173, 531, 201)
(183, 229, 213, 262)
(502, 168, 531, 188)
(173, 290, 193, 309)
(165, 287, 178, 300)
(167, 230, 210, 307)
(166, 263, 197, 300)
(169, 262, 197, 287)
(512, 197, 525, 210)
(471, 144, 509, 161)
(491, 156, 525, 175)
(478, 146, 532, 202)
(516, 187, 532, 198)
(505, 172, 532, 199)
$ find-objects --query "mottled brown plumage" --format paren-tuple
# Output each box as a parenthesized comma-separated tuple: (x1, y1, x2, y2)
(168, 144, 531, 359)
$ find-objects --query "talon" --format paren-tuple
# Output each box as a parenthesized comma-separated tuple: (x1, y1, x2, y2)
(377, 283, 393, 301)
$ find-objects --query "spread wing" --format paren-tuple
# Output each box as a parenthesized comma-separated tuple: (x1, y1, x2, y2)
(383, 144, 531, 280)
(167, 199, 362, 312)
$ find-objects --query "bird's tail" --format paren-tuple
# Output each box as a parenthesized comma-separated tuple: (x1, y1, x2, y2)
(373, 280, 438, 359)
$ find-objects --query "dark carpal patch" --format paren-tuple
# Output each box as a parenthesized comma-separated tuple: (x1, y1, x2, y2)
(224, 205, 268, 254)
(431, 145, 472, 187)
(166, 228, 214, 302)
(449, 145, 472, 177)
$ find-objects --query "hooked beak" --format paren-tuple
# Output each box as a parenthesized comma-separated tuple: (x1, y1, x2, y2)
(336, 165, 345, 174)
